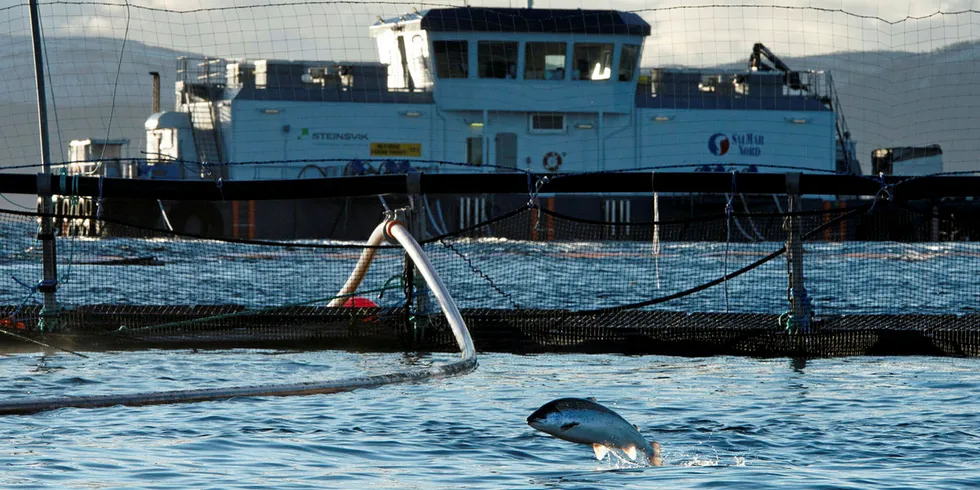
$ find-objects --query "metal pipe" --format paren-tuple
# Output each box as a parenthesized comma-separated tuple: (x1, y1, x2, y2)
(29, 0, 59, 331)
(785, 174, 811, 332)
(0, 219, 476, 415)
(787, 194, 807, 317)
(149, 71, 161, 113)
(28, 0, 50, 175)
(388, 220, 475, 359)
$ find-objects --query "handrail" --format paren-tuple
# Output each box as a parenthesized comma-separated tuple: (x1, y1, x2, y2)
(3, 171, 979, 201)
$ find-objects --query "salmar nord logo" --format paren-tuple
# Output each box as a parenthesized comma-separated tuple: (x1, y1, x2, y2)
(708, 133, 730, 156)
(708, 132, 765, 156)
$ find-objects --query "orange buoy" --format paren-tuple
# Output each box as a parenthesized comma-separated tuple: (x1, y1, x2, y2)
(342, 297, 378, 308)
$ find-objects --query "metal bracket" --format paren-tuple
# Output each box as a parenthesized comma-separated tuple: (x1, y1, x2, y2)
(784, 172, 801, 196)
(384, 208, 410, 245)
(36, 173, 52, 197)
(406, 172, 422, 196)
(36, 278, 58, 294)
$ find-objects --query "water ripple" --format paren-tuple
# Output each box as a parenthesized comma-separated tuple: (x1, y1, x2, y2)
(0, 353, 979, 488)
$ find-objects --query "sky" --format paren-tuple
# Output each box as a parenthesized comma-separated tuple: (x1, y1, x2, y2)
(0, 0, 978, 180)
(1, 0, 978, 67)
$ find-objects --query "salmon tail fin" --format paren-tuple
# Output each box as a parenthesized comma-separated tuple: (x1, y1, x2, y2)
(623, 445, 638, 461)
(592, 443, 609, 461)
(650, 441, 663, 467)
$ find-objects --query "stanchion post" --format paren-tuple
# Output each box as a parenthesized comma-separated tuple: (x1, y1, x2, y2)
(30, 0, 61, 332)
(784, 173, 811, 333)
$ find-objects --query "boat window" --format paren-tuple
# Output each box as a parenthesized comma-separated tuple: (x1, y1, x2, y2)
(529, 113, 565, 133)
(433, 40, 468, 79)
(619, 44, 641, 82)
(525, 42, 567, 80)
(466, 137, 483, 165)
(572, 43, 614, 81)
(478, 41, 519, 79)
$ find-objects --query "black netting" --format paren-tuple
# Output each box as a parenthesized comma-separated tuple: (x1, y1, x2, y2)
(2, 193, 980, 357)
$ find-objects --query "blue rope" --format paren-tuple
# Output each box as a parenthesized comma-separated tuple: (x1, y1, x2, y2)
(7, 276, 41, 322)
(216, 177, 225, 201)
(722, 170, 737, 312)
(97, 173, 104, 219)
(526, 172, 535, 208)
(527, 174, 549, 232)
(782, 288, 814, 335)
(867, 171, 894, 213)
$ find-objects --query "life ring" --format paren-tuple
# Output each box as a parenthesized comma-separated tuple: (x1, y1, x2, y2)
(542, 152, 562, 171)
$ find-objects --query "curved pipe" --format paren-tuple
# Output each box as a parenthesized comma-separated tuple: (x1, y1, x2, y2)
(328, 221, 387, 307)
(387, 220, 475, 360)
(0, 219, 476, 416)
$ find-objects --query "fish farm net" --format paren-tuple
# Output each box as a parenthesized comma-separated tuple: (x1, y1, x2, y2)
(3, 182, 979, 358)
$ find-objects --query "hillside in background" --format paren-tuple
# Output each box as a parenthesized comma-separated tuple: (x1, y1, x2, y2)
(717, 41, 980, 173)
(0, 36, 188, 173)
(1, 36, 978, 182)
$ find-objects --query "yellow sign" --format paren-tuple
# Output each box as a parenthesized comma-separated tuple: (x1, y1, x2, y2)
(370, 142, 422, 157)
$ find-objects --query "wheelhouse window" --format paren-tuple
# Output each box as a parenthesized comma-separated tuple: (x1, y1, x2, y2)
(478, 41, 519, 79)
(572, 43, 614, 81)
(529, 113, 565, 134)
(433, 40, 468, 79)
(525, 42, 567, 80)
(619, 44, 641, 82)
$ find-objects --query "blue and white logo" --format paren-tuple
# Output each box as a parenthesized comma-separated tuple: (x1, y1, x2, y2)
(709, 132, 765, 157)
(708, 133, 730, 156)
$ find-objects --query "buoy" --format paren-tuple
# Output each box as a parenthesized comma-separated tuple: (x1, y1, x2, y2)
(342, 296, 380, 324)
(342, 297, 378, 308)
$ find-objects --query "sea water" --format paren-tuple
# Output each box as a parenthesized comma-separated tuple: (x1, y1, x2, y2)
(1, 351, 978, 489)
(2, 232, 979, 487)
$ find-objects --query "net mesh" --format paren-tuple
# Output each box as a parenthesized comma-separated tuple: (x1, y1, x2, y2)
(2, 191, 979, 357)
(2, 1, 980, 357)
(0, 2, 978, 178)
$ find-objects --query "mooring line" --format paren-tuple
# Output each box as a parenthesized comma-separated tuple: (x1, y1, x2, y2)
(0, 328, 89, 359)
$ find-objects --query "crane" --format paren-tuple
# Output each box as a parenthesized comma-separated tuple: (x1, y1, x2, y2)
(748, 43, 807, 91)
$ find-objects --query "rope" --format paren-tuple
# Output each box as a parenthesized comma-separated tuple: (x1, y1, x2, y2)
(37, 12, 65, 162)
(575, 203, 872, 315)
(440, 239, 522, 310)
(6, 276, 40, 331)
(0, 220, 477, 416)
(377, 274, 406, 300)
(723, 171, 737, 313)
(4, 280, 86, 359)
(867, 171, 894, 213)
(0, 194, 33, 210)
(739, 193, 766, 241)
(116, 285, 400, 334)
(527, 174, 549, 232)
(0, 327, 89, 358)
(96, 174, 104, 219)
(56, 169, 80, 285)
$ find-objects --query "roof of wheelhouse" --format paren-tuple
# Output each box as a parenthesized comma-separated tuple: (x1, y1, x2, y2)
(419, 7, 651, 36)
